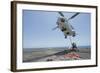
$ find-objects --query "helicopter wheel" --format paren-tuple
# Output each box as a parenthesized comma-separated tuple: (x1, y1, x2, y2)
(65, 35, 67, 38)
(72, 31, 76, 37)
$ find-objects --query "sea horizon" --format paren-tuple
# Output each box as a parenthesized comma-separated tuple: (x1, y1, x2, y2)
(23, 45, 90, 52)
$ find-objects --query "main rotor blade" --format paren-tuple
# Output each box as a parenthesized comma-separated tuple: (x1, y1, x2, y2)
(58, 12, 64, 17)
(68, 12, 80, 20)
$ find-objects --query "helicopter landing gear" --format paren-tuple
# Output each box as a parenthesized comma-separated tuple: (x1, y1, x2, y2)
(65, 35, 67, 38)
(64, 32, 70, 38)
(72, 31, 76, 37)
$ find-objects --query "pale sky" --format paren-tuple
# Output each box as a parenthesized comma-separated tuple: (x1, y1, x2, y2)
(22, 10, 91, 48)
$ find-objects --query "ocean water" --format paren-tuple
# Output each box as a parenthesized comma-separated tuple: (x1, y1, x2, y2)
(23, 45, 90, 52)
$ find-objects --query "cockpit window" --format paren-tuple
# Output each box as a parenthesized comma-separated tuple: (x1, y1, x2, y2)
(60, 18, 65, 22)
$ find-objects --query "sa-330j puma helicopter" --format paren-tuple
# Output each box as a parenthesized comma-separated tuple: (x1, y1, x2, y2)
(53, 12, 80, 38)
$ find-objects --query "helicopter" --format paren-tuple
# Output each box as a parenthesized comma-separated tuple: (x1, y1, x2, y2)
(53, 12, 80, 39)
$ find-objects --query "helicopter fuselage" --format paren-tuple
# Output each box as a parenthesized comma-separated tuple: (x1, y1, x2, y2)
(56, 17, 76, 38)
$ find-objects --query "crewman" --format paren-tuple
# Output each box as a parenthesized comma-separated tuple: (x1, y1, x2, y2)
(71, 42, 78, 51)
